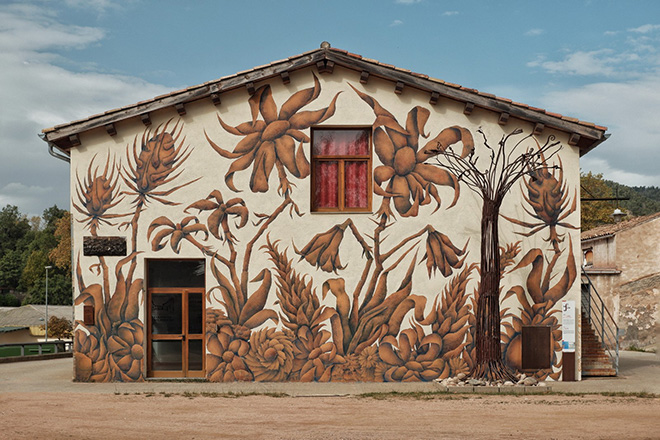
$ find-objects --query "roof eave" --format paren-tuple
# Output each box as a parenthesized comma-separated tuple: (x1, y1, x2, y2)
(41, 47, 608, 154)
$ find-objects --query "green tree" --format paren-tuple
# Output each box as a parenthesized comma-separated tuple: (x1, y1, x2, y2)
(0, 249, 24, 290)
(0, 205, 30, 257)
(581, 172, 616, 231)
(22, 272, 72, 305)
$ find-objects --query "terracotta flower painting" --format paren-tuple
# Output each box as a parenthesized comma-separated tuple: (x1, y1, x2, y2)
(351, 85, 474, 218)
(207, 74, 340, 196)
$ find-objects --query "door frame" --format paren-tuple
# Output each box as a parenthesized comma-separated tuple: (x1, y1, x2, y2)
(145, 259, 206, 378)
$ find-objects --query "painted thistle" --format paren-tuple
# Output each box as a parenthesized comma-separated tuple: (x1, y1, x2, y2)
(122, 119, 196, 206)
(351, 85, 474, 218)
(185, 190, 248, 244)
(502, 149, 577, 250)
(73, 154, 125, 235)
(421, 226, 468, 277)
(207, 74, 340, 196)
(147, 216, 209, 253)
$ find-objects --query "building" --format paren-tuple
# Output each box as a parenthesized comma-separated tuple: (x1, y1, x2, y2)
(0, 305, 73, 344)
(41, 43, 608, 382)
(582, 212, 660, 351)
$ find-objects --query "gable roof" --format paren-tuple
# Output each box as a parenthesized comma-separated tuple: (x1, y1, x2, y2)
(41, 43, 608, 156)
(581, 211, 660, 242)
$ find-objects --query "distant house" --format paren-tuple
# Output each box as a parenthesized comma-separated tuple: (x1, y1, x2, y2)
(582, 212, 660, 350)
(0, 305, 73, 344)
(41, 43, 608, 382)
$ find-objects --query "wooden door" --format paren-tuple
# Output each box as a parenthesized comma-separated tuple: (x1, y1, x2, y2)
(146, 259, 205, 378)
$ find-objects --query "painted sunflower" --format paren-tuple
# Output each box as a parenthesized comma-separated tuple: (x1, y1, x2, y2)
(351, 85, 474, 218)
(207, 74, 340, 196)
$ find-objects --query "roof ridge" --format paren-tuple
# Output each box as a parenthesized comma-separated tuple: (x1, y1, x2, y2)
(42, 44, 608, 153)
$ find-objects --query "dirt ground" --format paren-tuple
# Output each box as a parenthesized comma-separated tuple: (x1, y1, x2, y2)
(1, 392, 659, 440)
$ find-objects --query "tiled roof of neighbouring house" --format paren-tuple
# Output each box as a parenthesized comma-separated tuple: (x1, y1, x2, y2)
(0, 305, 73, 328)
(581, 211, 660, 241)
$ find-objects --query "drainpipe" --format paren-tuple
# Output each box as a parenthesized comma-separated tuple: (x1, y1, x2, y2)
(39, 133, 70, 163)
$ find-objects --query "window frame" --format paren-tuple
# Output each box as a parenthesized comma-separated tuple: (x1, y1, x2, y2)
(310, 126, 373, 213)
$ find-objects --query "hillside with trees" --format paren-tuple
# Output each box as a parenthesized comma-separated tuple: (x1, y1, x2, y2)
(581, 172, 660, 231)
(0, 205, 71, 306)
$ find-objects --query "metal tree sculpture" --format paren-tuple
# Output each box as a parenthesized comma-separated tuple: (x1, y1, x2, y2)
(427, 127, 561, 382)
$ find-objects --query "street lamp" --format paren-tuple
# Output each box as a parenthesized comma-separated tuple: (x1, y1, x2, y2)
(45, 266, 52, 342)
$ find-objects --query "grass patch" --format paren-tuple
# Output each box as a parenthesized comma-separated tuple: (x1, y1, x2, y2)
(119, 391, 289, 399)
(357, 390, 659, 400)
(626, 345, 657, 353)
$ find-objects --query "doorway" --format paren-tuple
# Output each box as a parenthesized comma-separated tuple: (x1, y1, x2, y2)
(147, 259, 205, 378)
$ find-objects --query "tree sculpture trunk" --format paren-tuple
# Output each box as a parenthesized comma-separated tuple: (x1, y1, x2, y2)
(473, 197, 516, 382)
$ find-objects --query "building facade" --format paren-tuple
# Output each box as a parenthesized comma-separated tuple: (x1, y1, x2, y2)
(582, 213, 660, 351)
(42, 45, 608, 382)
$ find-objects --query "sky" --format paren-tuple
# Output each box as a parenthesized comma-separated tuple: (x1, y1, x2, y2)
(2, 0, 660, 217)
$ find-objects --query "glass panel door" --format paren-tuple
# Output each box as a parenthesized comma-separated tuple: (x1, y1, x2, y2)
(147, 259, 205, 378)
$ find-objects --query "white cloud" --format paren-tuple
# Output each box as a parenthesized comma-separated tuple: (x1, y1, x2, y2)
(525, 28, 544, 36)
(390, 19, 404, 27)
(0, 2, 172, 216)
(628, 24, 660, 34)
(539, 73, 660, 186)
(442, 11, 459, 16)
(527, 50, 620, 76)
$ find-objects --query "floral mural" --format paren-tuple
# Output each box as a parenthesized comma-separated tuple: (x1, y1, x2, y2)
(71, 72, 579, 383)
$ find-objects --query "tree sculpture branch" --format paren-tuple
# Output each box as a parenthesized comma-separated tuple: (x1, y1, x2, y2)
(426, 127, 562, 382)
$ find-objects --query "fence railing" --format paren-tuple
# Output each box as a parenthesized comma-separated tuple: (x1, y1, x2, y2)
(581, 271, 619, 374)
(0, 341, 72, 358)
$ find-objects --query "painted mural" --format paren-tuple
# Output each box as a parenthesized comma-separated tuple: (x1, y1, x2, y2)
(71, 71, 578, 382)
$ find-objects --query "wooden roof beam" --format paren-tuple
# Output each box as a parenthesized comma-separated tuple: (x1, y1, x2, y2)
(533, 123, 545, 136)
(140, 113, 152, 126)
(104, 123, 117, 136)
(69, 134, 81, 147)
(394, 81, 405, 95)
(280, 71, 291, 85)
(498, 112, 510, 126)
(429, 91, 440, 106)
(175, 103, 186, 116)
(569, 133, 581, 146)
(463, 102, 475, 115)
(210, 93, 221, 106)
(360, 70, 370, 84)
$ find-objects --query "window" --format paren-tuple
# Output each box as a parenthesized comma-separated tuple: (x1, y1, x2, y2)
(311, 128, 371, 212)
(584, 249, 593, 266)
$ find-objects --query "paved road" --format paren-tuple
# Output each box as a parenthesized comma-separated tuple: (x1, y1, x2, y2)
(1, 350, 658, 395)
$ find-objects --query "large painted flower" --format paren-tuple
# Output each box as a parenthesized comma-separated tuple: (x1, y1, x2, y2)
(351, 85, 474, 218)
(207, 74, 340, 196)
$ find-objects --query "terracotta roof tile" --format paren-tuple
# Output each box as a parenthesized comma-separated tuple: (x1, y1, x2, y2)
(582, 211, 660, 241)
(43, 44, 608, 142)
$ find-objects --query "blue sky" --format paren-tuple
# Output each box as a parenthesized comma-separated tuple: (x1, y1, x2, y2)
(2, 0, 660, 216)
